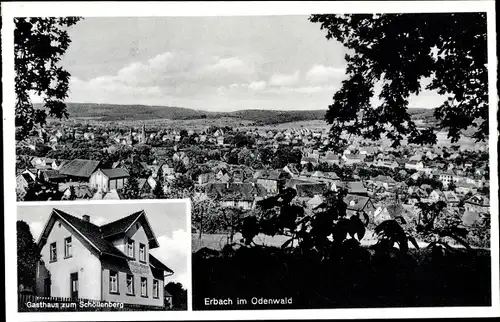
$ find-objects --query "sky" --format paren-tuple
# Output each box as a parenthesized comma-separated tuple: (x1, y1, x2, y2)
(17, 201, 190, 288)
(55, 16, 445, 112)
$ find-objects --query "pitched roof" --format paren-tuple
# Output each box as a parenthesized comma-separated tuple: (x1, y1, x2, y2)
(40, 169, 67, 180)
(41, 209, 167, 272)
(343, 194, 371, 211)
(21, 173, 34, 183)
(100, 168, 130, 179)
(386, 204, 406, 218)
(59, 159, 100, 178)
(324, 152, 340, 160)
(49, 208, 128, 259)
(150, 253, 174, 274)
(100, 210, 144, 238)
(371, 175, 397, 183)
(255, 169, 290, 180)
(206, 182, 267, 201)
(295, 183, 329, 198)
(347, 181, 367, 194)
(465, 195, 490, 206)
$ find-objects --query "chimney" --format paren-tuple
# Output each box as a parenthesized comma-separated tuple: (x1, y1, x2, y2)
(82, 215, 90, 222)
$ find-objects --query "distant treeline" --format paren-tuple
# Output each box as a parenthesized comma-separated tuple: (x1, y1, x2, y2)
(37, 102, 435, 125)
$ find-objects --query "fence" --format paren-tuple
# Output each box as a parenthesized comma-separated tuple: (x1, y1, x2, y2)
(18, 294, 168, 312)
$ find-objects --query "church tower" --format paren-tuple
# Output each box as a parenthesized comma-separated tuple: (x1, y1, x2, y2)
(140, 123, 146, 144)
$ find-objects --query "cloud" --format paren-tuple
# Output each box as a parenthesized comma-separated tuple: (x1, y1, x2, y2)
(29, 221, 44, 241)
(151, 229, 190, 288)
(68, 52, 261, 102)
(269, 71, 300, 86)
(200, 57, 255, 76)
(248, 80, 267, 91)
(91, 216, 108, 226)
(306, 64, 345, 84)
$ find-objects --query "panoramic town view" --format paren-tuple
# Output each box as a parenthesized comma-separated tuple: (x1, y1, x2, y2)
(14, 13, 492, 311)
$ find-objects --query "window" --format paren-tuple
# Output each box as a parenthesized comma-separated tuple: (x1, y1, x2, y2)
(64, 237, 72, 258)
(126, 238, 135, 259)
(49, 243, 57, 262)
(126, 275, 134, 295)
(140, 277, 148, 297)
(109, 271, 119, 294)
(139, 244, 146, 262)
(152, 280, 159, 299)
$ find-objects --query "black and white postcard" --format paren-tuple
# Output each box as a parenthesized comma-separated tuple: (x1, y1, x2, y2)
(2, 1, 499, 321)
(16, 200, 190, 312)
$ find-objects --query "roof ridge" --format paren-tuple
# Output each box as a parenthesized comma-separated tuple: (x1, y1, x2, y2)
(100, 210, 144, 229)
(53, 208, 101, 229)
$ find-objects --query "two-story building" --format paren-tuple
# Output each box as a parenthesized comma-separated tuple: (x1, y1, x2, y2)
(36, 209, 173, 308)
(90, 168, 130, 192)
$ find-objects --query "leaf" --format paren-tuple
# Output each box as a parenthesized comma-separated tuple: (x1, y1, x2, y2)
(407, 236, 420, 249)
(281, 238, 294, 249)
(348, 215, 366, 241)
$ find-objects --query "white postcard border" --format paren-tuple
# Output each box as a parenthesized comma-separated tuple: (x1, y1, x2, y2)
(3, 1, 499, 321)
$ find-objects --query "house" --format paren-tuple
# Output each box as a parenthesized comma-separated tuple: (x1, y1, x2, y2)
(438, 169, 457, 187)
(300, 156, 319, 166)
(455, 182, 477, 195)
(464, 195, 490, 213)
(38, 169, 67, 183)
(196, 171, 215, 185)
(255, 170, 291, 194)
(429, 190, 444, 202)
(370, 175, 397, 190)
(138, 178, 154, 194)
(343, 194, 375, 222)
(205, 182, 267, 210)
(283, 164, 300, 177)
(61, 184, 94, 200)
(31, 157, 56, 169)
(90, 168, 130, 192)
(216, 136, 225, 146)
(294, 183, 329, 203)
(35, 209, 173, 307)
(373, 204, 408, 225)
(342, 154, 365, 166)
(342, 181, 368, 197)
(443, 191, 460, 206)
(376, 160, 399, 170)
(322, 152, 341, 165)
(307, 195, 324, 209)
(59, 159, 101, 182)
(16, 173, 35, 197)
(405, 160, 425, 171)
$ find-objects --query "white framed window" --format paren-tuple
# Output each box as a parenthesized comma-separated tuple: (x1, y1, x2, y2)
(64, 237, 72, 258)
(126, 275, 134, 295)
(153, 279, 159, 299)
(140, 277, 148, 297)
(49, 242, 57, 262)
(139, 243, 146, 262)
(126, 238, 135, 259)
(109, 271, 119, 294)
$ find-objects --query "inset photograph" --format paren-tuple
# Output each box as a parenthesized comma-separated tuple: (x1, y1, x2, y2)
(17, 200, 189, 311)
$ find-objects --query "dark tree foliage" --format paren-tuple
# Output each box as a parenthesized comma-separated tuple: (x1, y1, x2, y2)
(165, 282, 187, 310)
(23, 181, 63, 201)
(14, 17, 83, 140)
(121, 175, 141, 199)
(309, 13, 488, 152)
(152, 166, 164, 198)
(17, 220, 41, 291)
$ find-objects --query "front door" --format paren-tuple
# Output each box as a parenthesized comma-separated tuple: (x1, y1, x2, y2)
(70, 272, 78, 299)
